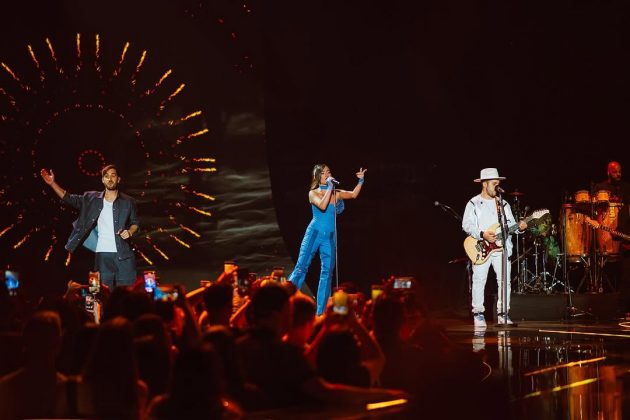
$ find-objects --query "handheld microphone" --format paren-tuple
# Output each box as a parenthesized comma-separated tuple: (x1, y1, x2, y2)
(496, 186, 505, 194)
(326, 177, 340, 185)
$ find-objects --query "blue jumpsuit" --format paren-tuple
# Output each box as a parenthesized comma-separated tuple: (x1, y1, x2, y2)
(288, 185, 343, 315)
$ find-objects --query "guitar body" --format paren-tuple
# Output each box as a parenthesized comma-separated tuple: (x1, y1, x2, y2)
(463, 222, 504, 265)
(463, 208, 549, 264)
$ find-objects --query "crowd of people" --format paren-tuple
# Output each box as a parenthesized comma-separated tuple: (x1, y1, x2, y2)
(0, 266, 500, 419)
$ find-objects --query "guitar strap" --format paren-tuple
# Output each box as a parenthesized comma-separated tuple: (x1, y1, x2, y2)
(495, 198, 503, 223)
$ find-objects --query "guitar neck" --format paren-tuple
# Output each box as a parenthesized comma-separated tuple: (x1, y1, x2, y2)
(596, 224, 630, 242)
(496, 214, 534, 241)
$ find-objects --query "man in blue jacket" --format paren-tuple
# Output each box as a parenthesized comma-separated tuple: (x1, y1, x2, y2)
(40, 164, 139, 288)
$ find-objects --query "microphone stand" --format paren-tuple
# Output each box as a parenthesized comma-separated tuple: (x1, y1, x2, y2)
(333, 184, 339, 290)
(513, 195, 522, 293)
(436, 202, 462, 222)
(496, 190, 516, 328)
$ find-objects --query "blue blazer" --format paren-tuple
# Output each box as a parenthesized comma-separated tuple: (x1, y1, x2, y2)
(62, 190, 139, 260)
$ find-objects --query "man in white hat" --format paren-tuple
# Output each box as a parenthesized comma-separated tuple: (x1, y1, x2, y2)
(462, 168, 527, 327)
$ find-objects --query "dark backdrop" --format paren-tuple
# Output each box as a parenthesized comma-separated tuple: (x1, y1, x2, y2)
(262, 0, 630, 309)
(0, 1, 628, 310)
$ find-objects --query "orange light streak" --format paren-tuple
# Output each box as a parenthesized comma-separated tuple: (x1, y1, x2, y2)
(189, 206, 212, 217)
(1, 62, 21, 83)
(45, 38, 63, 74)
(44, 245, 53, 261)
(524, 356, 606, 377)
(192, 168, 217, 173)
(0, 224, 15, 238)
(131, 50, 147, 84)
(152, 244, 170, 260)
(95, 34, 101, 73)
(113, 42, 130, 76)
(169, 234, 191, 248)
(13, 233, 30, 249)
(144, 69, 171, 96)
(75, 33, 81, 72)
(521, 378, 599, 400)
(366, 399, 408, 411)
(168, 110, 202, 126)
(137, 249, 154, 266)
(192, 157, 216, 162)
(183, 111, 203, 120)
(176, 128, 209, 144)
(191, 190, 216, 201)
(159, 83, 185, 112)
(27, 45, 45, 81)
(179, 224, 201, 238)
(65, 252, 72, 266)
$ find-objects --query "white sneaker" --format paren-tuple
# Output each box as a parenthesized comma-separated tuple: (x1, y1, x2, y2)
(473, 313, 487, 328)
(497, 313, 513, 324)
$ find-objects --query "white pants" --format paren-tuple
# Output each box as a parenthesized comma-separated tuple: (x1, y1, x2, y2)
(471, 251, 511, 314)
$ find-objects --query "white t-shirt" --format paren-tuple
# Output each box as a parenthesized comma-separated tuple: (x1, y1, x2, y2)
(95, 198, 118, 253)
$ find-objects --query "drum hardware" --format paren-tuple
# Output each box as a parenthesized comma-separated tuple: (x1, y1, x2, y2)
(530, 238, 550, 292)
(514, 233, 562, 294)
(508, 190, 525, 197)
(512, 192, 525, 292)
(595, 253, 617, 292)
(575, 254, 599, 293)
(511, 186, 623, 298)
(568, 186, 623, 294)
(518, 210, 563, 294)
(549, 253, 569, 292)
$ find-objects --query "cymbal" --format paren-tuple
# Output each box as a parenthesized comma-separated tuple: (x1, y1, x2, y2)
(508, 191, 525, 196)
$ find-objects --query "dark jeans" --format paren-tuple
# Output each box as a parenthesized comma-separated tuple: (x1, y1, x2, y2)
(94, 252, 137, 289)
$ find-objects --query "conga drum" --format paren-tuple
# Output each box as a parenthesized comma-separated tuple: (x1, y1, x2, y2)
(595, 190, 610, 205)
(596, 202, 622, 260)
(561, 204, 592, 263)
(574, 190, 591, 204)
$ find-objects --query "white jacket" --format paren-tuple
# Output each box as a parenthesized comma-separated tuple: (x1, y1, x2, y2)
(462, 194, 517, 257)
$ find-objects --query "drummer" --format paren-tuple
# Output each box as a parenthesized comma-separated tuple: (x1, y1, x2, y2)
(594, 161, 630, 204)
(594, 161, 630, 315)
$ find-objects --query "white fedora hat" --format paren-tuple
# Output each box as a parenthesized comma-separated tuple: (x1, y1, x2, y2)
(474, 168, 506, 183)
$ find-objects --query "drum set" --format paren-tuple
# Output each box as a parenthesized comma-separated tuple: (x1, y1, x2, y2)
(513, 188, 623, 295)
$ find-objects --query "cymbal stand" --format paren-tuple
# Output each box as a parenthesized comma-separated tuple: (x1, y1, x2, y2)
(529, 239, 550, 293)
(549, 253, 567, 292)
(596, 253, 616, 292)
(513, 195, 523, 290)
(562, 199, 591, 319)
(512, 244, 535, 293)
(577, 254, 594, 293)
(589, 181, 599, 293)
(515, 237, 529, 294)
(537, 239, 551, 289)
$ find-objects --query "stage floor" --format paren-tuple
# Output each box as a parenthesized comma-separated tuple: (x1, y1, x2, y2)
(443, 318, 630, 419)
